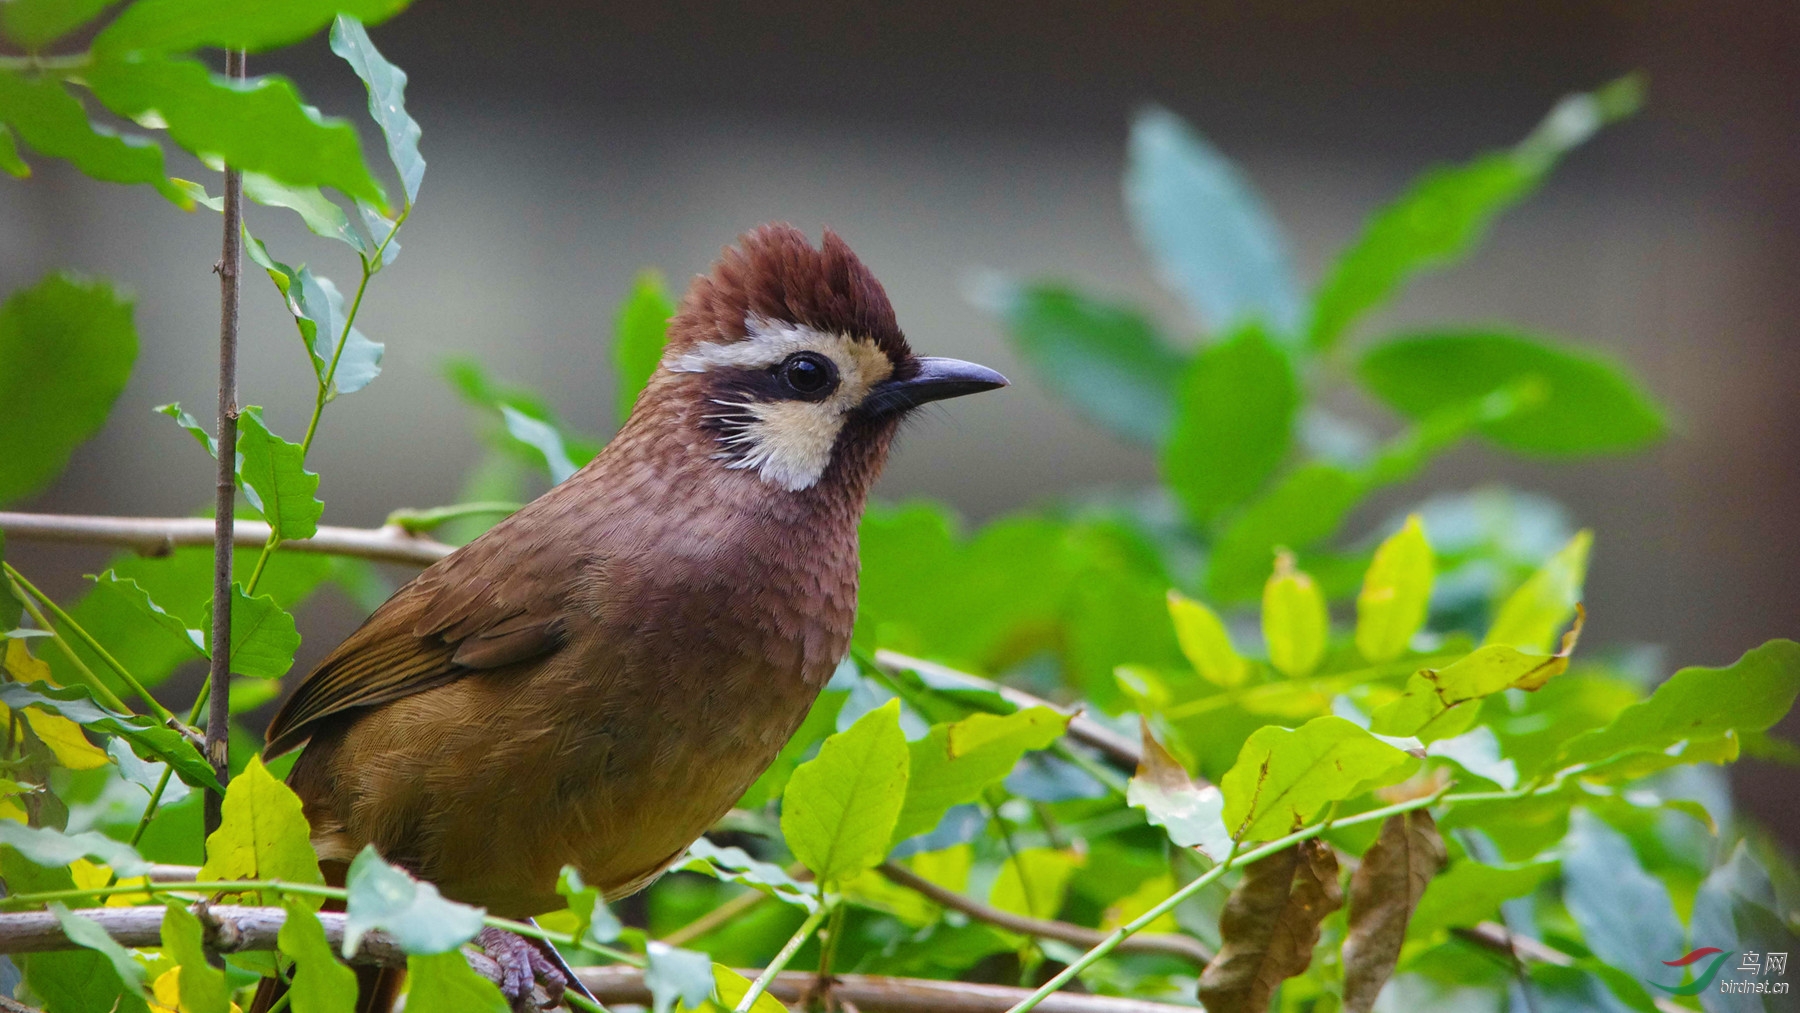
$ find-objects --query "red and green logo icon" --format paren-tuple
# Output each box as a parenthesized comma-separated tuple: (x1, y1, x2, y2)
(1652, 947, 1732, 995)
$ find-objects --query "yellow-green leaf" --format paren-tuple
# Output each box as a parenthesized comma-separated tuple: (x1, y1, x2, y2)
(890, 706, 1069, 845)
(1262, 551, 1328, 677)
(1221, 716, 1417, 841)
(781, 699, 909, 886)
(161, 904, 230, 1013)
(1485, 530, 1590, 653)
(1355, 515, 1434, 662)
(279, 899, 357, 1013)
(1371, 609, 1584, 742)
(14, 704, 109, 770)
(403, 951, 508, 1013)
(1168, 590, 1248, 688)
(713, 965, 787, 1013)
(197, 754, 324, 908)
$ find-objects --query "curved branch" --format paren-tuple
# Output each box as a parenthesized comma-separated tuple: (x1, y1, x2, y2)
(578, 967, 1199, 1013)
(876, 862, 1211, 967)
(0, 513, 452, 567)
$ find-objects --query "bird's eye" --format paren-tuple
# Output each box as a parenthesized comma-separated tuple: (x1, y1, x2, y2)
(779, 352, 837, 396)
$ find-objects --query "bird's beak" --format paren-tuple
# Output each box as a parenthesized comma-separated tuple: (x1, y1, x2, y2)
(867, 356, 1009, 416)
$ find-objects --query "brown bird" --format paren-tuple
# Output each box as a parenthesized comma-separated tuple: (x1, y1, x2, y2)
(254, 224, 1006, 1010)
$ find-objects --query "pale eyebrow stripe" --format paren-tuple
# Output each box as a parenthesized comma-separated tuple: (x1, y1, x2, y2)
(665, 316, 824, 373)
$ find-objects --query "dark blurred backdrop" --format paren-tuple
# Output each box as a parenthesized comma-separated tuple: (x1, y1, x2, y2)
(3, 2, 1797, 833)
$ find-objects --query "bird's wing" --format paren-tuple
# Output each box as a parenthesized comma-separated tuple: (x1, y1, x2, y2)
(263, 532, 576, 757)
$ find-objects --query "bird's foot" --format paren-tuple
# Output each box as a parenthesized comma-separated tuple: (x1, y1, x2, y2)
(477, 927, 567, 1012)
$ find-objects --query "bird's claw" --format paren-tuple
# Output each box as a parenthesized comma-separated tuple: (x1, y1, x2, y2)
(477, 927, 567, 1012)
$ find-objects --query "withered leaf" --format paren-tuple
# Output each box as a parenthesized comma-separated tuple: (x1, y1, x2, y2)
(1196, 838, 1343, 1013)
(1128, 718, 1232, 860)
(1340, 810, 1448, 1012)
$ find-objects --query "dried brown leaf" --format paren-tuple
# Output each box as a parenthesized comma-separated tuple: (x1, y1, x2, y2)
(1195, 838, 1342, 1013)
(1340, 810, 1448, 1012)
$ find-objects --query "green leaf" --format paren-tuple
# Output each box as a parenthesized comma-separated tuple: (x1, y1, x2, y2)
(1162, 324, 1297, 526)
(1371, 611, 1584, 742)
(1355, 515, 1434, 662)
(782, 698, 909, 885)
(86, 56, 385, 205)
(0, 272, 138, 505)
(51, 901, 150, 1003)
(1263, 552, 1328, 678)
(1167, 590, 1248, 688)
(1407, 859, 1554, 942)
(0, 819, 152, 877)
(403, 950, 508, 1013)
(713, 965, 788, 1013)
(110, 736, 190, 805)
(278, 899, 358, 1013)
(330, 15, 424, 204)
(0, 122, 28, 178)
(89, 570, 206, 659)
(1, 0, 115, 49)
(1561, 809, 1683, 986)
(1128, 722, 1231, 860)
(613, 270, 674, 425)
(162, 904, 230, 1013)
(680, 838, 819, 912)
(889, 706, 1068, 845)
(244, 233, 384, 396)
(243, 173, 370, 253)
(1308, 76, 1643, 350)
(0, 679, 220, 790)
(499, 405, 579, 484)
(643, 942, 714, 1013)
(555, 865, 624, 947)
(1124, 105, 1301, 335)
(0, 69, 182, 203)
(1359, 331, 1665, 456)
(1220, 715, 1417, 841)
(1555, 639, 1800, 773)
(994, 283, 1185, 446)
(237, 406, 324, 540)
(205, 584, 300, 679)
(343, 844, 485, 957)
(198, 755, 324, 906)
(1205, 464, 1363, 601)
(93, 0, 411, 57)
(1485, 530, 1591, 652)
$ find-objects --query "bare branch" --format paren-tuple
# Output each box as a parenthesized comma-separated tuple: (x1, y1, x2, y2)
(0, 513, 453, 567)
(579, 967, 1200, 1013)
(877, 862, 1211, 967)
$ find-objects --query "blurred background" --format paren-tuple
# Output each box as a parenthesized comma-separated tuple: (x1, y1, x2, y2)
(1, 2, 1796, 832)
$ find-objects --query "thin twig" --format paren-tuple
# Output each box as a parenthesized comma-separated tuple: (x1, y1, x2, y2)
(875, 863, 1210, 966)
(737, 902, 830, 1013)
(4, 563, 175, 724)
(582, 968, 1202, 1013)
(0, 514, 453, 567)
(205, 45, 248, 836)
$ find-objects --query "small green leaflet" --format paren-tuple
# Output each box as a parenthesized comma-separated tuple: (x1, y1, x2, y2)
(205, 583, 300, 679)
(92, 0, 412, 59)
(643, 941, 714, 1013)
(108, 737, 189, 805)
(343, 845, 486, 957)
(155, 401, 223, 459)
(0, 69, 184, 204)
(403, 951, 508, 1013)
(556, 865, 625, 946)
(0, 272, 139, 505)
(279, 899, 358, 1013)
(993, 282, 1186, 447)
(1167, 590, 1248, 688)
(50, 902, 149, 1005)
(1162, 324, 1297, 527)
(500, 405, 579, 484)
(680, 837, 819, 911)
(1221, 715, 1418, 841)
(0, 819, 152, 877)
(782, 698, 909, 885)
(0, 679, 220, 790)
(889, 706, 1069, 845)
(89, 570, 205, 658)
(84, 55, 385, 205)
(714, 965, 788, 1013)
(247, 173, 371, 253)
(1485, 530, 1590, 653)
(244, 235, 385, 397)
(331, 16, 424, 205)
(1263, 552, 1328, 678)
(198, 755, 325, 907)
(162, 904, 231, 1013)
(238, 406, 324, 540)
(1355, 515, 1433, 663)
(613, 271, 674, 425)
(1371, 609, 1584, 742)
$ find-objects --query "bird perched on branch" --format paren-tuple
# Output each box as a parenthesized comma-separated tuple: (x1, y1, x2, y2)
(251, 224, 1006, 1011)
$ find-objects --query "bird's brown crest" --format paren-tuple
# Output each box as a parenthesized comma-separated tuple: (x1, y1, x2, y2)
(666, 223, 911, 362)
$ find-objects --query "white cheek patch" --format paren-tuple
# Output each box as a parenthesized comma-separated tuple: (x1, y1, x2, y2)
(677, 318, 894, 491)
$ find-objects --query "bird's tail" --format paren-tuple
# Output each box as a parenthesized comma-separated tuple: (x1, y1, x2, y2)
(246, 860, 407, 1013)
